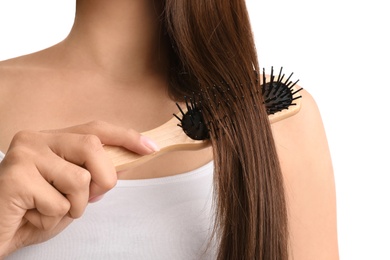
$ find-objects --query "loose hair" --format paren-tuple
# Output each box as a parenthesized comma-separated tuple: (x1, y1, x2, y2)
(161, 0, 289, 259)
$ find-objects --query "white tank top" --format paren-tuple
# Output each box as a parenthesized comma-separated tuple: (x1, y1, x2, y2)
(1, 151, 217, 259)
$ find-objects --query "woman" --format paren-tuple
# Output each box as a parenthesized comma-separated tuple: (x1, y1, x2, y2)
(0, 0, 338, 259)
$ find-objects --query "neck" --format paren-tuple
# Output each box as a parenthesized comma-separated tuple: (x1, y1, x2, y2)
(62, 0, 168, 84)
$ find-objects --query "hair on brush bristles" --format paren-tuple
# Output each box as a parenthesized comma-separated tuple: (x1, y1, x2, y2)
(175, 67, 302, 141)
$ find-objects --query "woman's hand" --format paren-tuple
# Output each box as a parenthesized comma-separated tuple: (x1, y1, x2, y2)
(0, 121, 158, 258)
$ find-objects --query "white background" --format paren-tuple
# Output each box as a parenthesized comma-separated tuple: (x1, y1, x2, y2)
(0, 1, 389, 259)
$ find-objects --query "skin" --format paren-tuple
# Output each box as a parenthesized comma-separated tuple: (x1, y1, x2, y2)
(272, 90, 339, 259)
(0, 0, 339, 258)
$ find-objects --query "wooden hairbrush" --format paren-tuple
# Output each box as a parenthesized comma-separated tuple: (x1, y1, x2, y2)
(104, 67, 302, 171)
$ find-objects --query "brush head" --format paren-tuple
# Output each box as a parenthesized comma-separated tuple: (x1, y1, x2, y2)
(263, 81, 296, 114)
(180, 104, 209, 140)
(175, 67, 303, 141)
(173, 98, 210, 140)
(262, 67, 303, 115)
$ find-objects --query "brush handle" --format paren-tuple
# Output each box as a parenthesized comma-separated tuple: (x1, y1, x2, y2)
(104, 85, 302, 171)
(104, 116, 209, 171)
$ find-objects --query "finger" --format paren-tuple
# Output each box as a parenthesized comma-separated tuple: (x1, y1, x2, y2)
(14, 215, 73, 251)
(36, 152, 91, 218)
(18, 167, 71, 230)
(0, 149, 70, 231)
(44, 133, 117, 199)
(24, 209, 66, 231)
(45, 120, 159, 155)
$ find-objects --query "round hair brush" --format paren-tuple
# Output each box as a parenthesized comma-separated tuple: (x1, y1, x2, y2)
(104, 67, 302, 171)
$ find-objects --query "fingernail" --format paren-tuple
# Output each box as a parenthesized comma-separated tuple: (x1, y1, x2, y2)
(89, 195, 105, 203)
(140, 135, 160, 152)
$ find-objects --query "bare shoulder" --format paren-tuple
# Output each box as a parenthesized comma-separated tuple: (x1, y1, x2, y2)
(0, 54, 49, 101)
(0, 49, 52, 78)
(0, 58, 21, 102)
(0, 56, 32, 91)
(0, 58, 18, 82)
(271, 88, 339, 259)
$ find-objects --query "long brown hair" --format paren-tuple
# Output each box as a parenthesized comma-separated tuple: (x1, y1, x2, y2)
(162, 0, 288, 259)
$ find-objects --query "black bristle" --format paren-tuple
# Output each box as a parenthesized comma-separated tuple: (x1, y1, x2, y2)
(174, 96, 210, 140)
(261, 67, 302, 115)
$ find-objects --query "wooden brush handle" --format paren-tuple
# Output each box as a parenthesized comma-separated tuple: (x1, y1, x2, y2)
(104, 85, 302, 171)
(104, 116, 209, 171)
